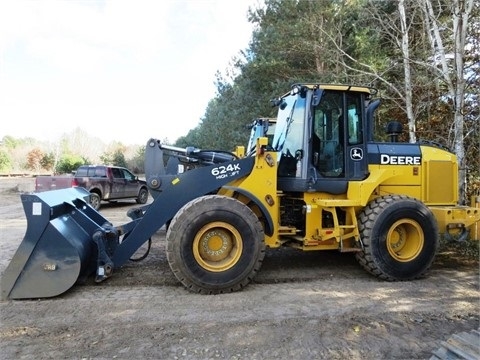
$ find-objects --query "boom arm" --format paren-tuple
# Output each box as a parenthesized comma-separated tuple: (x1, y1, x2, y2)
(144, 138, 239, 199)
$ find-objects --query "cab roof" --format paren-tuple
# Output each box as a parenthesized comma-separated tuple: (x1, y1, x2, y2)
(293, 83, 377, 95)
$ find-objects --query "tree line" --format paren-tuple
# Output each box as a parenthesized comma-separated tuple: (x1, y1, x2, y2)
(177, 0, 479, 202)
(0, 128, 146, 175)
(1, 0, 478, 202)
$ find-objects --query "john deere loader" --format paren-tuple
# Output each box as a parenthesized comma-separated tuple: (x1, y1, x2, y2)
(2, 83, 479, 300)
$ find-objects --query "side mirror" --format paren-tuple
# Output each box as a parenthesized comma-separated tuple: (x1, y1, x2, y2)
(270, 98, 287, 110)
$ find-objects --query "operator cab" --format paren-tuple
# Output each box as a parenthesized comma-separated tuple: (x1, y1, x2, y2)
(246, 118, 276, 156)
(271, 84, 376, 193)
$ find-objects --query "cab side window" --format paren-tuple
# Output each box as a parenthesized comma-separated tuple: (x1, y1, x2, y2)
(347, 94, 363, 145)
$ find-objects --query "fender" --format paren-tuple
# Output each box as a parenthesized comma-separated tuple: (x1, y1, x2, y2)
(112, 156, 256, 267)
(222, 185, 274, 237)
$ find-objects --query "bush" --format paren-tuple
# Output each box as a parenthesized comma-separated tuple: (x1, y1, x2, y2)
(56, 154, 85, 174)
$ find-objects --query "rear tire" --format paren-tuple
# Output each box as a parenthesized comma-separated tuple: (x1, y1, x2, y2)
(166, 195, 265, 294)
(89, 192, 101, 210)
(355, 195, 439, 281)
(136, 187, 149, 204)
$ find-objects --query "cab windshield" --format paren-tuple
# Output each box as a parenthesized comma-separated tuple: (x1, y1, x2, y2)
(271, 93, 306, 160)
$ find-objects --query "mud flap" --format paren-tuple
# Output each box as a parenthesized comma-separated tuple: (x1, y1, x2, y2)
(1, 187, 116, 300)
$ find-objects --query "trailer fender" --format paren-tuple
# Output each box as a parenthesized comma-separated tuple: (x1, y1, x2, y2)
(222, 185, 274, 237)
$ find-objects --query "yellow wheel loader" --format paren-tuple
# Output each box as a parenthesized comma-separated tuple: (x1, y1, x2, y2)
(2, 83, 479, 299)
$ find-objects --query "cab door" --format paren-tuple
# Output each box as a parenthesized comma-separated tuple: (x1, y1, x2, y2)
(344, 92, 369, 180)
(311, 90, 369, 186)
(312, 90, 346, 178)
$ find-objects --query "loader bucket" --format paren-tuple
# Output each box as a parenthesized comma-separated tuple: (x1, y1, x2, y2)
(1, 187, 113, 300)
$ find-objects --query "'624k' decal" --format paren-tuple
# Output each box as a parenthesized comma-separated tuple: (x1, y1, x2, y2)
(211, 163, 241, 179)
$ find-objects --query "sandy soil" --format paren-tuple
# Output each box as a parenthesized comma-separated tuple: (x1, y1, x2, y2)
(0, 177, 479, 360)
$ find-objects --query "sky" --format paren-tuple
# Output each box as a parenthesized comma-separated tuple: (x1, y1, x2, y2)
(0, 0, 261, 145)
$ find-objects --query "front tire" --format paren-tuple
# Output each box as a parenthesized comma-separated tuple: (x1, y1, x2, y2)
(355, 195, 439, 281)
(166, 195, 265, 294)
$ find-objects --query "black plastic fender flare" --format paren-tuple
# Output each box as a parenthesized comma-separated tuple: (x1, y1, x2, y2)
(221, 185, 274, 237)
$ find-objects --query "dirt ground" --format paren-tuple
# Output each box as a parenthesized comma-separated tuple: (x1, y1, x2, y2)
(0, 177, 479, 360)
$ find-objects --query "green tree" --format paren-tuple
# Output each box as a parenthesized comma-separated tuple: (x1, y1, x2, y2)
(0, 149, 11, 172)
(2, 136, 19, 149)
(99, 153, 111, 165)
(193, 0, 477, 201)
(128, 146, 146, 173)
(56, 154, 85, 174)
(101, 142, 128, 167)
(100, 149, 126, 167)
(112, 150, 127, 168)
(197, 0, 378, 149)
(40, 152, 56, 172)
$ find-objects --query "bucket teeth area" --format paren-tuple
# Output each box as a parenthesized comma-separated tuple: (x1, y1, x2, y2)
(1, 188, 113, 300)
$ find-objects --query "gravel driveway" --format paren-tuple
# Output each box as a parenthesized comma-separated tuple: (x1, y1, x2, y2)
(0, 177, 478, 359)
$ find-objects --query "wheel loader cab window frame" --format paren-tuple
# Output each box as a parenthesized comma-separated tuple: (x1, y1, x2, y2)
(313, 91, 345, 177)
(346, 93, 363, 146)
(272, 93, 306, 177)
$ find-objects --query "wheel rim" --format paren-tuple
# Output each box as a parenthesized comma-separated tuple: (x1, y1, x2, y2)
(193, 221, 243, 272)
(386, 219, 424, 262)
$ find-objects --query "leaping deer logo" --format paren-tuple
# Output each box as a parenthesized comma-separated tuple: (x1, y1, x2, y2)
(350, 148, 363, 161)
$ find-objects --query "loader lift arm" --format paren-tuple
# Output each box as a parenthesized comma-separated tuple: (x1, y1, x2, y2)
(144, 139, 240, 198)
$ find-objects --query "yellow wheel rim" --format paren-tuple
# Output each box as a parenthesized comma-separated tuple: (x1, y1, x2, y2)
(386, 219, 424, 262)
(193, 222, 243, 272)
